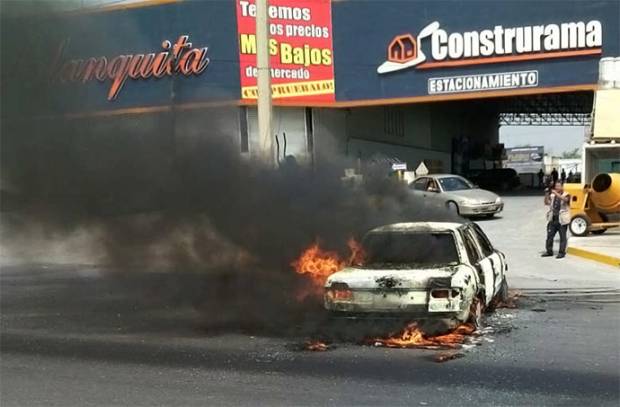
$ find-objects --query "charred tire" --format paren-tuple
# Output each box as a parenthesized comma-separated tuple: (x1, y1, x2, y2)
(467, 298, 484, 329)
(498, 278, 509, 302)
(488, 278, 509, 311)
(446, 201, 460, 215)
(569, 214, 590, 237)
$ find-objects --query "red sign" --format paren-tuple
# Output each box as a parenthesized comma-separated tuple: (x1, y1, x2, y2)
(236, 0, 335, 104)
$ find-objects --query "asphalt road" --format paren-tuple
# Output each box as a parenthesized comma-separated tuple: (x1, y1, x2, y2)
(2, 196, 619, 406)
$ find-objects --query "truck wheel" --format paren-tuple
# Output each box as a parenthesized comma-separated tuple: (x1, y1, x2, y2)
(592, 214, 609, 234)
(569, 215, 590, 237)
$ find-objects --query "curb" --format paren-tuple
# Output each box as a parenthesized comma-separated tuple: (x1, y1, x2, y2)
(567, 247, 620, 268)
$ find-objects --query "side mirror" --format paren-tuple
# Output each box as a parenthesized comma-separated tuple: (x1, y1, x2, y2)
(428, 187, 440, 193)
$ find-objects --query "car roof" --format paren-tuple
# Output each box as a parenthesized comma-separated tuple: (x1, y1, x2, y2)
(416, 174, 464, 179)
(369, 222, 465, 233)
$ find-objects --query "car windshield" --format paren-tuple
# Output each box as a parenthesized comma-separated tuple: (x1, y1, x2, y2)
(361, 231, 460, 268)
(438, 176, 473, 191)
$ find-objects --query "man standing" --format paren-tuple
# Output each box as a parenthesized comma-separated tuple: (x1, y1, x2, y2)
(551, 167, 559, 184)
(560, 169, 566, 184)
(542, 181, 571, 259)
(537, 169, 544, 188)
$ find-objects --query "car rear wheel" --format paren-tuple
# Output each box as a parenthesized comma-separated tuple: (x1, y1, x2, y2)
(569, 214, 590, 236)
(467, 298, 483, 329)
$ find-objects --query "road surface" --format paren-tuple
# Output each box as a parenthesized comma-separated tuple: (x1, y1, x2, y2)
(2, 196, 619, 406)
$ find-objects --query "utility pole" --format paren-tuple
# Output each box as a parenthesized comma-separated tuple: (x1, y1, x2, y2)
(256, 0, 274, 166)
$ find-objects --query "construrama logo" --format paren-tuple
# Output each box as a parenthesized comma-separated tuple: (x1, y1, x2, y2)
(377, 20, 602, 74)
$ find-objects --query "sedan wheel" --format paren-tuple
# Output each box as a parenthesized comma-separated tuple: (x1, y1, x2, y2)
(467, 298, 483, 329)
(446, 201, 460, 215)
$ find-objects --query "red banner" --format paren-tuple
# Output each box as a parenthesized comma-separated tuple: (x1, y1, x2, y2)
(236, 0, 335, 104)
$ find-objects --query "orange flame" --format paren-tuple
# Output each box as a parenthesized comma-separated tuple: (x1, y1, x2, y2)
(370, 322, 476, 349)
(292, 244, 345, 285)
(347, 237, 366, 266)
(292, 238, 365, 291)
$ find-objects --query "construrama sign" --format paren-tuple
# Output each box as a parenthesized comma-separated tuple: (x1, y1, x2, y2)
(378, 20, 602, 74)
(50, 35, 210, 101)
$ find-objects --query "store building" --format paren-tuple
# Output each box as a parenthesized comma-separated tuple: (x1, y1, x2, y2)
(5, 0, 619, 178)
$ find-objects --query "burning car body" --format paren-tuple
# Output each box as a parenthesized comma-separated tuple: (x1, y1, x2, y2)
(323, 222, 508, 330)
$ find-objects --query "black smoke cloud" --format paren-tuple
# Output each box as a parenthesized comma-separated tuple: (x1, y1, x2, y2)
(0, 4, 460, 334)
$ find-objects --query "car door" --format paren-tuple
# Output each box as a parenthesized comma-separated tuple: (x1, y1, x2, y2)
(471, 223, 504, 293)
(463, 226, 495, 305)
(410, 177, 429, 197)
(423, 177, 443, 204)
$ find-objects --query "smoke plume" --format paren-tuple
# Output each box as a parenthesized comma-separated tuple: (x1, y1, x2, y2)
(0, 3, 460, 335)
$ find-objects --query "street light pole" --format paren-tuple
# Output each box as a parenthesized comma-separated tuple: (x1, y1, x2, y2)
(256, 0, 274, 166)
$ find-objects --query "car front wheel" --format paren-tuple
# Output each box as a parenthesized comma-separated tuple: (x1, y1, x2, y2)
(446, 201, 460, 215)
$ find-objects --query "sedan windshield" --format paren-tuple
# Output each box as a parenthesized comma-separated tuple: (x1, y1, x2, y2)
(361, 231, 459, 268)
(438, 176, 473, 191)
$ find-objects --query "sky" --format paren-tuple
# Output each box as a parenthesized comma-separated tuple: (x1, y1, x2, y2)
(499, 126, 586, 157)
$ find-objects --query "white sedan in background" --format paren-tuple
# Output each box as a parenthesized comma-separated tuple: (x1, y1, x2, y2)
(324, 222, 508, 330)
(410, 174, 504, 217)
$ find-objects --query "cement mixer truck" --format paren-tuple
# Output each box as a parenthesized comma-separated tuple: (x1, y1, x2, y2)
(564, 88, 620, 236)
(566, 170, 620, 236)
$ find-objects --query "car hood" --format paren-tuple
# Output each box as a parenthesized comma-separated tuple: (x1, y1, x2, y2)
(326, 267, 458, 290)
(444, 188, 499, 203)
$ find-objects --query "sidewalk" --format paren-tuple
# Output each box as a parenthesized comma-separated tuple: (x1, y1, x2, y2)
(568, 229, 620, 268)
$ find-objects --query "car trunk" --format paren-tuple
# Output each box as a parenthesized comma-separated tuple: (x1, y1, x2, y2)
(326, 267, 457, 312)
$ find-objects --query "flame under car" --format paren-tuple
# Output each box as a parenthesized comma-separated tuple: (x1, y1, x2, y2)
(324, 222, 508, 330)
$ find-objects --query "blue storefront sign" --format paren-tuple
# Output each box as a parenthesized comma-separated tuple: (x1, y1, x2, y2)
(44, 1, 240, 113)
(15, 0, 620, 114)
(332, 0, 619, 102)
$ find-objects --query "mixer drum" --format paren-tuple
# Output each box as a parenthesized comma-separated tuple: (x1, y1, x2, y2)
(590, 173, 620, 213)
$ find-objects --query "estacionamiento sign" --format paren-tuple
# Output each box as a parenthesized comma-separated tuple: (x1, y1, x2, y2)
(428, 70, 538, 94)
(378, 20, 602, 74)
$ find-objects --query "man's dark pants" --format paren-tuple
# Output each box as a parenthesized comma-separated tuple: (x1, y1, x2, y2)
(546, 221, 568, 255)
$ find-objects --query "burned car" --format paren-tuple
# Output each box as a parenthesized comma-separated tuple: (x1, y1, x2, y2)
(324, 222, 508, 329)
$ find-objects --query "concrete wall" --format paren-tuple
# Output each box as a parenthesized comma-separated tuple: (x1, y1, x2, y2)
(313, 105, 453, 173)
(312, 108, 348, 164)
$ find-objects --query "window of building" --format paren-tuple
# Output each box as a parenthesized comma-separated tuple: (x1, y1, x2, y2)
(384, 107, 404, 137)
